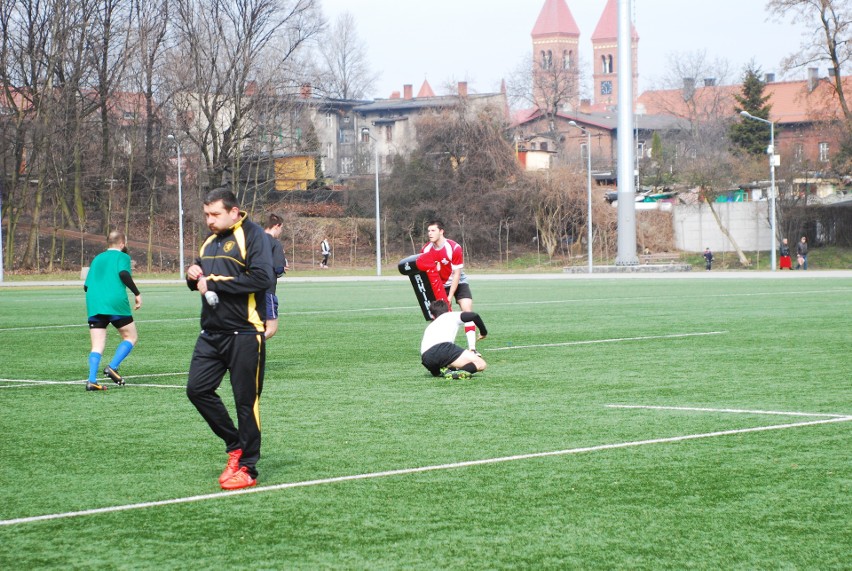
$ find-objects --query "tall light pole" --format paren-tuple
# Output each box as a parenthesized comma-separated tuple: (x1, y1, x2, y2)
(0, 178, 4, 282)
(362, 128, 381, 276)
(739, 111, 777, 272)
(569, 121, 593, 273)
(167, 134, 185, 278)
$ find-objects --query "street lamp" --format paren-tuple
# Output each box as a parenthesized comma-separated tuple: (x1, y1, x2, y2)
(167, 134, 185, 278)
(739, 111, 777, 272)
(361, 128, 381, 276)
(569, 121, 593, 273)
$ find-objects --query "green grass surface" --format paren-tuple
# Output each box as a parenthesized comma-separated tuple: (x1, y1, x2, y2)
(1, 276, 850, 569)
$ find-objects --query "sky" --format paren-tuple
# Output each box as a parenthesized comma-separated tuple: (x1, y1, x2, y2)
(318, 0, 819, 101)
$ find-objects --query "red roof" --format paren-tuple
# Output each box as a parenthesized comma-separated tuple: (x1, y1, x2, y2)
(592, 0, 639, 41)
(417, 79, 436, 98)
(636, 76, 852, 126)
(531, 0, 579, 37)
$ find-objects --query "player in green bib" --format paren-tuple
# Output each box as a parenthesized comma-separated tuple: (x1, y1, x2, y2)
(83, 231, 142, 390)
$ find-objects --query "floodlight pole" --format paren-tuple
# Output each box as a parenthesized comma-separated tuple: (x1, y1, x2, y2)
(167, 134, 185, 278)
(362, 128, 381, 276)
(0, 180, 4, 283)
(569, 121, 593, 273)
(740, 111, 777, 271)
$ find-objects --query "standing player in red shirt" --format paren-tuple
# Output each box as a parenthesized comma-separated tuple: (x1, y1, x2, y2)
(420, 219, 480, 354)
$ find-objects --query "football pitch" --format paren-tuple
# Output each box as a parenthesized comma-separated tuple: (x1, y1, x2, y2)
(1, 274, 850, 569)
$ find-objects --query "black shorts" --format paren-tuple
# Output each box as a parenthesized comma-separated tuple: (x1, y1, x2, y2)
(265, 292, 279, 320)
(446, 282, 472, 302)
(421, 342, 465, 376)
(88, 314, 134, 329)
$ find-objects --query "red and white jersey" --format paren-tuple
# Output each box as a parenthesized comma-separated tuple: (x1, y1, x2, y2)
(420, 239, 467, 287)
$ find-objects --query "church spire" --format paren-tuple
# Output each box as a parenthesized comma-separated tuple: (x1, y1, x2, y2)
(531, 0, 580, 38)
(531, 0, 581, 112)
(591, 0, 639, 106)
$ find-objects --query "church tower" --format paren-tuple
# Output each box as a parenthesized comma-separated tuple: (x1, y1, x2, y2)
(531, 0, 581, 112)
(591, 0, 639, 107)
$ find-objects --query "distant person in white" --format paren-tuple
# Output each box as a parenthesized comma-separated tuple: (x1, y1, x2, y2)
(420, 299, 487, 378)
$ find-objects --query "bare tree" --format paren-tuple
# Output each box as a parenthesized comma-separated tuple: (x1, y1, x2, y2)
(168, 0, 322, 192)
(768, 0, 852, 123)
(507, 52, 582, 130)
(316, 11, 377, 100)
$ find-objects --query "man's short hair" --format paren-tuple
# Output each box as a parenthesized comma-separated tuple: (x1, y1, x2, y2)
(427, 219, 445, 231)
(107, 230, 125, 248)
(431, 299, 449, 317)
(205, 187, 239, 210)
(265, 213, 283, 229)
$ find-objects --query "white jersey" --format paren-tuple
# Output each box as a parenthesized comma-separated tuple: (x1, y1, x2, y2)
(420, 311, 466, 354)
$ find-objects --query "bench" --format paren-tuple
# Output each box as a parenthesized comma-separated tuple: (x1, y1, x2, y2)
(642, 253, 681, 264)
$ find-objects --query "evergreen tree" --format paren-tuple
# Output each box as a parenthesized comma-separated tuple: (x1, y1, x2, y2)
(730, 64, 774, 156)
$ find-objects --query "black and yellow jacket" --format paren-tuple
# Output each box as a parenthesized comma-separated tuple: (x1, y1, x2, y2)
(187, 212, 273, 334)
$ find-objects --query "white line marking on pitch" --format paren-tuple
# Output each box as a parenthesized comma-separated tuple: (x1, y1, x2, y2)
(607, 404, 851, 418)
(0, 372, 186, 390)
(488, 331, 727, 351)
(2, 409, 848, 527)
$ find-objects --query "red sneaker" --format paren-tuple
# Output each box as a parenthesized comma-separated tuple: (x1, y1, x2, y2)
(218, 449, 242, 484)
(221, 466, 256, 490)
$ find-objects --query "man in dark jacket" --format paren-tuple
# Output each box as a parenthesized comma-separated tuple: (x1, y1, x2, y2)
(796, 236, 808, 270)
(185, 188, 273, 490)
(263, 213, 287, 339)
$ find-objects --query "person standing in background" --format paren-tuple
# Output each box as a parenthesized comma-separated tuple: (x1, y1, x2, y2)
(263, 213, 286, 339)
(796, 236, 808, 270)
(703, 247, 713, 271)
(84, 231, 142, 391)
(320, 237, 331, 268)
(779, 238, 792, 270)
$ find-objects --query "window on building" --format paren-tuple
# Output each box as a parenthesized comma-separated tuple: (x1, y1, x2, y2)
(326, 142, 333, 159)
(580, 143, 588, 161)
(794, 143, 804, 160)
(563, 50, 573, 70)
(637, 141, 646, 158)
(546, 50, 553, 69)
(385, 124, 393, 142)
(325, 112, 332, 127)
(540, 142, 548, 152)
(540, 51, 546, 69)
(602, 55, 613, 74)
(343, 115, 350, 124)
(340, 157, 353, 174)
(819, 142, 829, 162)
(530, 142, 537, 150)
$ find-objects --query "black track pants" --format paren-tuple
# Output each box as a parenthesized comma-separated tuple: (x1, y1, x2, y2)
(187, 330, 265, 478)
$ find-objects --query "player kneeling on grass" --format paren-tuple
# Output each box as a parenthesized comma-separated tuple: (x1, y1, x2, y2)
(420, 299, 487, 380)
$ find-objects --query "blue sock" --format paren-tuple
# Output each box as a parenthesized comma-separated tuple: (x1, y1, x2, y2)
(88, 352, 102, 383)
(109, 341, 134, 370)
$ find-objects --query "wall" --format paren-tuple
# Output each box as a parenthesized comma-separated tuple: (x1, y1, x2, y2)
(673, 201, 772, 252)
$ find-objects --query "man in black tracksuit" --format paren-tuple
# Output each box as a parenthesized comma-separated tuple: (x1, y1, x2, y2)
(185, 188, 273, 490)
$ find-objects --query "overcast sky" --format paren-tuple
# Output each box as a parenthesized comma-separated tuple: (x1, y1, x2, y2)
(318, 0, 819, 100)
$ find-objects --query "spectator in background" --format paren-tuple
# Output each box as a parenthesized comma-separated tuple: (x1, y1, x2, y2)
(779, 238, 792, 270)
(263, 213, 287, 339)
(796, 236, 808, 270)
(703, 247, 714, 271)
(320, 237, 330, 268)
